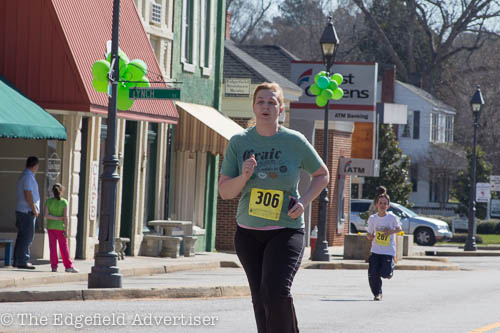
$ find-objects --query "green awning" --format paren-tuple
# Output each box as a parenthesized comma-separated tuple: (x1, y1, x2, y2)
(0, 75, 67, 140)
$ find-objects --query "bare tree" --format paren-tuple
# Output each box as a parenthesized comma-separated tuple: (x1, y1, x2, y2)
(351, 0, 500, 92)
(227, 0, 273, 43)
(412, 143, 467, 205)
(438, 37, 500, 173)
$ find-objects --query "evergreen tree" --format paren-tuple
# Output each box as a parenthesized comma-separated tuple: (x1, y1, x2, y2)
(363, 124, 412, 206)
(452, 146, 492, 219)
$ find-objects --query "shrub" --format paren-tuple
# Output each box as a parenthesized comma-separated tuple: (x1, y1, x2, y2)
(477, 221, 500, 234)
(450, 233, 483, 244)
(477, 222, 497, 234)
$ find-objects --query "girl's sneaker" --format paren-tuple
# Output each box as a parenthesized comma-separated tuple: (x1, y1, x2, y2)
(65, 267, 79, 273)
(51, 268, 57, 272)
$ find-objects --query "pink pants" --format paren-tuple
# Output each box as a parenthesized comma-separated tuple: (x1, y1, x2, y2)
(47, 229, 73, 269)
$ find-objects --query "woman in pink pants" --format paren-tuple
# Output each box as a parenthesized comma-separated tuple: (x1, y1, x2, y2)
(44, 183, 78, 273)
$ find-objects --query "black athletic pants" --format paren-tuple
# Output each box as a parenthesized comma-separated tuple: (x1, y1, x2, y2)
(235, 226, 305, 333)
(368, 252, 395, 296)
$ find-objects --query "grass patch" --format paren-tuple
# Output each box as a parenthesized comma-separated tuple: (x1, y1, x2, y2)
(437, 233, 500, 245)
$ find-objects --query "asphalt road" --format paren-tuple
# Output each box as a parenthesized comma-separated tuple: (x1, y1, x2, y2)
(0, 261, 499, 332)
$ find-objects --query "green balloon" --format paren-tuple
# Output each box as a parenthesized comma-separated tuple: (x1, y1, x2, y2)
(331, 73, 344, 86)
(121, 67, 133, 81)
(321, 89, 334, 100)
(92, 78, 107, 93)
(314, 71, 327, 84)
(310, 84, 321, 96)
(128, 59, 148, 78)
(332, 88, 344, 100)
(117, 85, 134, 110)
(317, 76, 330, 89)
(328, 80, 338, 91)
(124, 80, 137, 89)
(316, 96, 328, 107)
(92, 60, 110, 81)
(107, 49, 129, 74)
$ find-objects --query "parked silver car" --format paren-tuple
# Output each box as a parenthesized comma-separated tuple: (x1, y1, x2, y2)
(350, 199, 452, 246)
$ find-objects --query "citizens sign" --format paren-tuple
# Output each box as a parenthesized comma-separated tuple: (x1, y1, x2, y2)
(291, 62, 378, 123)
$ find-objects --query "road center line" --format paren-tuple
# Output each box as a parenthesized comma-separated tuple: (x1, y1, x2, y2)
(470, 321, 500, 332)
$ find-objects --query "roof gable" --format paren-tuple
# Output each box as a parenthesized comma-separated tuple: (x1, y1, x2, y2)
(395, 80, 456, 114)
(237, 44, 300, 79)
(224, 40, 302, 94)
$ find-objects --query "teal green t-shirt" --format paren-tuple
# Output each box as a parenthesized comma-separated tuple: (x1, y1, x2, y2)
(221, 126, 324, 229)
(45, 198, 68, 231)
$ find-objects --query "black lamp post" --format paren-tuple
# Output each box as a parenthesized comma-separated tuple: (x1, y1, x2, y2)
(311, 17, 339, 261)
(88, 0, 123, 287)
(464, 86, 485, 252)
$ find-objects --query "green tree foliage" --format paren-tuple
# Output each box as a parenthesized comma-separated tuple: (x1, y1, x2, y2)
(452, 145, 492, 219)
(363, 124, 412, 206)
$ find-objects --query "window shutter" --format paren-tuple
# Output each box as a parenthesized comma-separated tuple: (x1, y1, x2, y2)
(413, 111, 420, 139)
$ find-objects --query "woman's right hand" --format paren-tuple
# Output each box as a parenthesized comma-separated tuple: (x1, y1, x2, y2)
(242, 154, 257, 180)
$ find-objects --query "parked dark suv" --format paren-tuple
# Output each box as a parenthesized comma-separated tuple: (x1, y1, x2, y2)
(350, 199, 452, 246)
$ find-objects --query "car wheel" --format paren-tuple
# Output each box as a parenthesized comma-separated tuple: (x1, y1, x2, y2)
(414, 227, 436, 246)
(350, 223, 358, 234)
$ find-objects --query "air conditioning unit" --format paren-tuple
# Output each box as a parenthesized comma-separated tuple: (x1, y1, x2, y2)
(151, 2, 162, 24)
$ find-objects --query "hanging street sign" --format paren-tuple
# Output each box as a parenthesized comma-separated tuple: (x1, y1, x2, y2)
(129, 88, 181, 99)
(490, 175, 500, 191)
(476, 182, 491, 203)
(339, 157, 380, 177)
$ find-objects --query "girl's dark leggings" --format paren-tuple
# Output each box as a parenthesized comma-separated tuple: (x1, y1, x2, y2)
(368, 252, 395, 296)
(235, 225, 305, 333)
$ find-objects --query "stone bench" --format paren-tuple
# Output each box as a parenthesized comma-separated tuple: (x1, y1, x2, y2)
(142, 234, 183, 258)
(94, 238, 130, 259)
(148, 220, 193, 236)
(115, 237, 130, 260)
(147, 220, 197, 257)
(182, 236, 197, 257)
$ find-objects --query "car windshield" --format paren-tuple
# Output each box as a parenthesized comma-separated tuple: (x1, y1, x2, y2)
(391, 203, 418, 217)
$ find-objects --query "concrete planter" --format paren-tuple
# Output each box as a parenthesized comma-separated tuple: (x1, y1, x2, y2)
(343, 234, 371, 261)
(344, 234, 404, 262)
(402, 234, 414, 256)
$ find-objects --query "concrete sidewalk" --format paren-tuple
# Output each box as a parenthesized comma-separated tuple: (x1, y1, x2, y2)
(0, 245, 497, 303)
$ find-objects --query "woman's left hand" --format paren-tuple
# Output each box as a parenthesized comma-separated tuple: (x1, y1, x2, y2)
(287, 200, 304, 219)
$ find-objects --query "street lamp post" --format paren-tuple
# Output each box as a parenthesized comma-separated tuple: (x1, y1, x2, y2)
(311, 17, 339, 262)
(88, 0, 123, 287)
(464, 86, 485, 252)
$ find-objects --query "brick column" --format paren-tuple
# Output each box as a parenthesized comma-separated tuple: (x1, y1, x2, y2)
(311, 128, 352, 246)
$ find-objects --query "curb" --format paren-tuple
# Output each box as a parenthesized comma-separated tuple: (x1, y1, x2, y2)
(302, 261, 460, 271)
(426, 251, 500, 257)
(0, 261, 222, 290)
(0, 285, 250, 303)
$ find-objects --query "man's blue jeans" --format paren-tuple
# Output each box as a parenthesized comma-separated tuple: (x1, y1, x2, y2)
(13, 211, 36, 266)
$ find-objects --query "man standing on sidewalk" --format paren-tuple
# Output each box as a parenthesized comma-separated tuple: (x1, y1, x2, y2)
(13, 156, 40, 269)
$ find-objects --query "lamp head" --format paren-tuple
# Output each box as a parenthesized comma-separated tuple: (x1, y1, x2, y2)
(470, 86, 485, 114)
(320, 17, 339, 70)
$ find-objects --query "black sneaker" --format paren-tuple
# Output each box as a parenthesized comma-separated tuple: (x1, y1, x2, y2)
(374, 294, 382, 301)
(16, 263, 36, 270)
